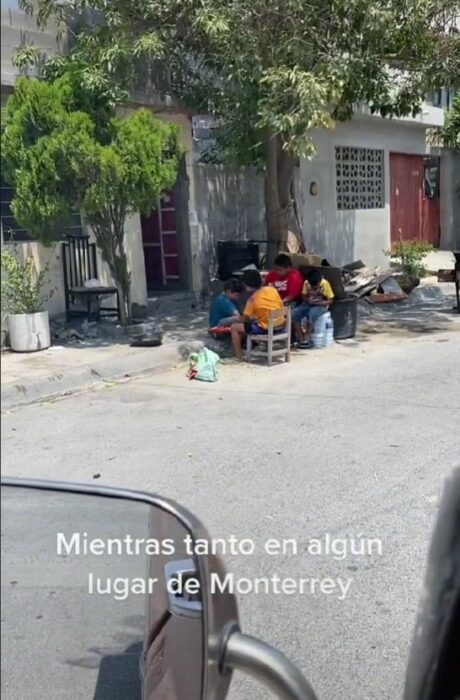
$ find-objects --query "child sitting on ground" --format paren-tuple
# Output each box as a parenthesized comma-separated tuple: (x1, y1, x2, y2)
(292, 269, 334, 348)
(209, 278, 244, 328)
(265, 253, 304, 305)
(231, 270, 284, 360)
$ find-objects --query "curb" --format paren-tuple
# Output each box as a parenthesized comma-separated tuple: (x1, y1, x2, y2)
(1, 343, 181, 411)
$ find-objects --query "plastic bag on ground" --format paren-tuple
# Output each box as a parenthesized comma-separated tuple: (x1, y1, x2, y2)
(187, 347, 220, 382)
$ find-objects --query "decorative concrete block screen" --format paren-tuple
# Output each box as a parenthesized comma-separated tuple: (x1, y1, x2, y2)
(335, 147, 384, 210)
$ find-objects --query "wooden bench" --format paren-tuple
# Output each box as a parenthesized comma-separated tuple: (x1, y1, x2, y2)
(246, 307, 292, 367)
(62, 236, 120, 322)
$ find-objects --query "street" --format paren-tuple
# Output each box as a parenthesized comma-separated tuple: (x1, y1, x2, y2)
(2, 329, 460, 700)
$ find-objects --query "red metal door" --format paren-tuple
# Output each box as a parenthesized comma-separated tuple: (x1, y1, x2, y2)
(141, 190, 181, 290)
(390, 153, 440, 246)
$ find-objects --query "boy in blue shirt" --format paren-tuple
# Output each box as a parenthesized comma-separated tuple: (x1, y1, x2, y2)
(209, 278, 244, 328)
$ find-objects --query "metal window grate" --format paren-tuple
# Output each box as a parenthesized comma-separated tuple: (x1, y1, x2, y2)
(1, 178, 83, 242)
(335, 147, 384, 210)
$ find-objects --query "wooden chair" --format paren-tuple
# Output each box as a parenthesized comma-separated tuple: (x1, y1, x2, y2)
(62, 235, 120, 322)
(246, 306, 291, 367)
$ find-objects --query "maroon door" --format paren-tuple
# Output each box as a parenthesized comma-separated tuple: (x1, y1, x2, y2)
(390, 153, 440, 246)
(141, 190, 181, 290)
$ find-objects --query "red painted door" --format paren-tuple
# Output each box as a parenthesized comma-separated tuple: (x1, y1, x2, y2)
(141, 190, 181, 290)
(390, 153, 440, 246)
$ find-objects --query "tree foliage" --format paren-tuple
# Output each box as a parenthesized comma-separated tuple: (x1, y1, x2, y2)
(1, 75, 183, 323)
(442, 94, 460, 151)
(17, 0, 460, 260)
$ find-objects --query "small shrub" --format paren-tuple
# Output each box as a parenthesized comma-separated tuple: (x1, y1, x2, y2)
(1, 245, 53, 314)
(386, 240, 433, 278)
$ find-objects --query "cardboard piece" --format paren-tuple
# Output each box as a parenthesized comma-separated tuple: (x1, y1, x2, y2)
(290, 253, 323, 268)
(345, 269, 391, 298)
(347, 282, 378, 298)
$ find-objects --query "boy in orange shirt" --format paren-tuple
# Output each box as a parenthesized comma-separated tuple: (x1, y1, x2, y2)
(230, 270, 284, 360)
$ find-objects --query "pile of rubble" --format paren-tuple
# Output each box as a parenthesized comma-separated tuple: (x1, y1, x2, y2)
(341, 260, 409, 305)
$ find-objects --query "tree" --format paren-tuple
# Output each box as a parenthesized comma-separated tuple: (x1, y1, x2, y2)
(1, 74, 183, 324)
(17, 0, 460, 263)
(442, 94, 460, 151)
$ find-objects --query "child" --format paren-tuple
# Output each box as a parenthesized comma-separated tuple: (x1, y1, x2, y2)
(265, 253, 303, 304)
(209, 278, 244, 328)
(231, 270, 284, 360)
(292, 268, 334, 348)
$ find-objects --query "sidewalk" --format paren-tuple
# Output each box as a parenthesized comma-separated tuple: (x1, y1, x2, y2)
(1, 338, 182, 411)
(2, 272, 458, 411)
(423, 249, 456, 274)
(1, 292, 210, 411)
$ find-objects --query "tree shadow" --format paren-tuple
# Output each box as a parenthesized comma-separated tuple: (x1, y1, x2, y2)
(357, 297, 459, 338)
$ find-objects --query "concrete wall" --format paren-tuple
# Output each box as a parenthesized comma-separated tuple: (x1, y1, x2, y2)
(2, 98, 193, 317)
(189, 114, 436, 289)
(1, 4, 196, 312)
(299, 116, 429, 267)
(154, 111, 199, 293)
(355, 102, 444, 129)
(439, 149, 460, 250)
(192, 164, 265, 290)
(1, 1, 67, 86)
(0, 220, 145, 320)
(119, 106, 197, 294)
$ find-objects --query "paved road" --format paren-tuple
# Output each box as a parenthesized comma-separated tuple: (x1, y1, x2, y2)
(2, 329, 460, 700)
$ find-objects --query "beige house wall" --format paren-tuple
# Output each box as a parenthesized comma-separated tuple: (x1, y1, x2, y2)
(1, 114, 190, 318)
(1, 1, 199, 319)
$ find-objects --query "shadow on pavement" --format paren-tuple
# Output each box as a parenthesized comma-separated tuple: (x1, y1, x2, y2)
(93, 641, 143, 700)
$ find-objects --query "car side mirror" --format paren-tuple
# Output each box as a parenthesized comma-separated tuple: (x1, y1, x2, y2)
(1, 477, 318, 700)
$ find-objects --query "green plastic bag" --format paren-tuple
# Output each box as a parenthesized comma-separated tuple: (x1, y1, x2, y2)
(187, 347, 220, 382)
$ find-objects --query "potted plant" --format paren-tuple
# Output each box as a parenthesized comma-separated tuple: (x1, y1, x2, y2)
(386, 240, 434, 294)
(1, 247, 53, 352)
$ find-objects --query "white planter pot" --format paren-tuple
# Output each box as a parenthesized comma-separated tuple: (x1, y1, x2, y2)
(8, 311, 51, 353)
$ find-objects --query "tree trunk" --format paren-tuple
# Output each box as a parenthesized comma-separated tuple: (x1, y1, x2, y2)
(116, 281, 130, 326)
(113, 243, 132, 326)
(265, 132, 282, 266)
(264, 133, 305, 267)
(91, 213, 132, 326)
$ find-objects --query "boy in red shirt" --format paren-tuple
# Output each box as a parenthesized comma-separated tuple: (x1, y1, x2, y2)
(265, 253, 303, 305)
